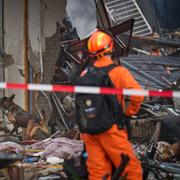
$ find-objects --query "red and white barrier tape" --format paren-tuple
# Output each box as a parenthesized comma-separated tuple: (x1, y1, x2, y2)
(0, 82, 180, 98)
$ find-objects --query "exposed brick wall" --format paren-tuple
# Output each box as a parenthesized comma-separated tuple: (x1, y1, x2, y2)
(36, 21, 79, 130)
(43, 36, 61, 83)
(37, 33, 63, 122)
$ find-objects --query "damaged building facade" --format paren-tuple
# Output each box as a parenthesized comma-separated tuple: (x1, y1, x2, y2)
(0, 0, 179, 136)
(0, 0, 68, 127)
(0, 0, 97, 121)
(0, 0, 179, 179)
(0, 0, 179, 138)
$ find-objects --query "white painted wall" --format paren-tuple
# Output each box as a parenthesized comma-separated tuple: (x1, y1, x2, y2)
(28, 0, 41, 73)
(28, 0, 66, 73)
(29, 0, 41, 52)
(29, 0, 66, 52)
(4, 0, 24, 106)
(3, 0, 96, 109)
(3, 0, 67, 108)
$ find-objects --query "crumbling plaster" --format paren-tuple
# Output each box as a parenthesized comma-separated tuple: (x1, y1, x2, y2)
(3, 0, 67, 108)
(29, 0, 66, 73)
(29, 0, 66, 52)
(3, 0, 24, 106)
(3, 0, 97, 108)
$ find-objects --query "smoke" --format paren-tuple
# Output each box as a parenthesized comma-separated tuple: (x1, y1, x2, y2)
(66, 0, 97, 39)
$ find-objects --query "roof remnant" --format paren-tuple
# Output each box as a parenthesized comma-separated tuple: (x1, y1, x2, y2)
(104, 0, 152, 36)
(121, 55, 180, 89)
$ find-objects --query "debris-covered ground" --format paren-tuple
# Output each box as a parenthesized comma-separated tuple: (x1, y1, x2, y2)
(0, 128, 83, 180)
(0, 1, 180, 180)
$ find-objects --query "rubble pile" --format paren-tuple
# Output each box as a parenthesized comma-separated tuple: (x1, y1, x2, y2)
(27, 137, 83, 159)
(0, 141, 24, 154)
(0, 135, 83, 179)
(36, 12, 180, 179)
(0, 4, 180, 180)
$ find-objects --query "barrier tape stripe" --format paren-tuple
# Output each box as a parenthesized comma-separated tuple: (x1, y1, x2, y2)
(53, 85, 74, 93)
(0, 82, 180, 98)
(173, 91, 180, 98)
(28, 84, 53, 91)
(0, 83, 6, 89)
(149, 90, 173, 98)
(75, 86, 100, 94)
(7, 83, 28, 90)
(123, 89, 149, 97)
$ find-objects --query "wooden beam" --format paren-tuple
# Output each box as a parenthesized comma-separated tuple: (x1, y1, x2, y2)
(23, 0, 29, 111)
(121, 34, 180, 49)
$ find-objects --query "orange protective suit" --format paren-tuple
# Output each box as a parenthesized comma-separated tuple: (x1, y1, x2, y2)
(81, 56, 144, 180)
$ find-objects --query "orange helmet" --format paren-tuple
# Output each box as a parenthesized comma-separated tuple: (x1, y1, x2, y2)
(87, 30, 114, 58)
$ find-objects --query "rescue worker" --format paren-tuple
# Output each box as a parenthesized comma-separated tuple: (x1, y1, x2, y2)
(81, 30, 144, 180)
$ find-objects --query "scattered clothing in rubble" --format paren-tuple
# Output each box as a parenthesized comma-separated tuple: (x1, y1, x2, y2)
(27, 137, 83, 159)
(0, 141, 24, 154)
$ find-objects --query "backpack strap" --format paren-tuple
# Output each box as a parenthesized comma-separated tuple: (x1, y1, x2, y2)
(84, 63, 117, 84)
(93, 63, 117, 75)
(94, 64, 128, 131)
(96, 63, 117, 88)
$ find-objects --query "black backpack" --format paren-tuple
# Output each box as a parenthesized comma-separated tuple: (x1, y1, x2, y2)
(75, 64, 124, 135)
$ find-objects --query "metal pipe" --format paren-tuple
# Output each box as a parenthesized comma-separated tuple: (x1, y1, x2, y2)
(160, 76, 172, 86)
(39, 38, 43, 81)
(32, 1, 43, 115)
(29, 66, 33, 113)
(52, 92, 66, 114)
(51, 93, 69, 130)
(23, 0, 29, 111)
(132, 47, 150, 55)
